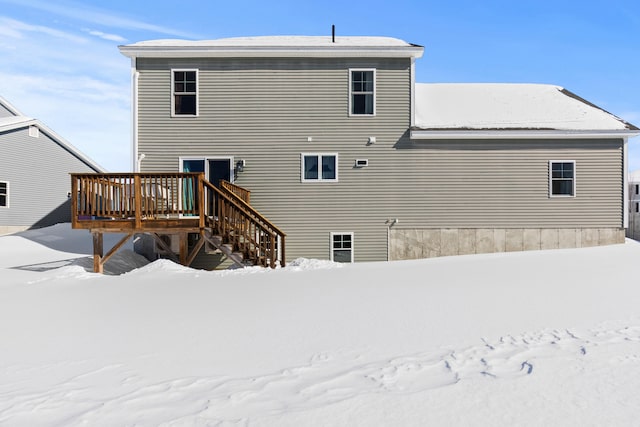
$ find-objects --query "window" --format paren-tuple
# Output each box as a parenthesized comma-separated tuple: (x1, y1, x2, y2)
(549, 161, 575, 197)
(301, 154, 338, 182)
(331, 232, 354, 263)
(172, 69, 198, 116)
(636, 184, 639, 195)
(636, 202, 639, 213)
(0, 182, 7, 207)
(349, 69, 375, 116)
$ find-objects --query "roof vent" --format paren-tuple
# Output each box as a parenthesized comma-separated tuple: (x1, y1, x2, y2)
(332, 25, 335, 43)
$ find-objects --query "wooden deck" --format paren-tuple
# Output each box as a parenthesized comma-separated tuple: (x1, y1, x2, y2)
(71, 173, 285, 273)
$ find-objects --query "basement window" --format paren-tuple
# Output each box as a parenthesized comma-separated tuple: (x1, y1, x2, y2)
(331, 232, 354, 263)
(172, 69, 198, 116)
(549, 161, 575, 197)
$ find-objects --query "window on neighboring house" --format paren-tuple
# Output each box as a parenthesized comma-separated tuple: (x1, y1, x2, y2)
(172, 69, 198, 116)
(636, 202, 639, 213)
(636, 184, 639, 195)
(331, 232, 354, 263)
(0, 182, 8, 207)
(301, 153, 338, 182)
(349, 69, 375, 116)
(549, 161, 575, 197)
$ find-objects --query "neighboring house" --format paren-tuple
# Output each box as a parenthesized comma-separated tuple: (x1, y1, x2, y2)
(628, 169, 640, 241)
(0, 96, 104, 235)
(118, 35, 639, 266)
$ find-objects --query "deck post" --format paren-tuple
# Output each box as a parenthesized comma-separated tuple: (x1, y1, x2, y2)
(134, 174, 142, 229)
(70, 175, 78, 228)
(179, 232, 188, 266)
(92, 232, 104, 273)
(270, 232, 276, 268)
(198, 173, 205, 230)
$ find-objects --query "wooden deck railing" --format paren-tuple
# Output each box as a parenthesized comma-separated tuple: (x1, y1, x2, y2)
(72, 173, 204, 220)
(71, 173, 285, 268)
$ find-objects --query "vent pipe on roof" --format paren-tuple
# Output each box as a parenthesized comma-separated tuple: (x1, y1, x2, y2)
(332, 25, 335, 43)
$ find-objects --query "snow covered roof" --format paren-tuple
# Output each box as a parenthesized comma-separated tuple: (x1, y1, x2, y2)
(119, 36, 424, 59)
(413, 83, 638, 138)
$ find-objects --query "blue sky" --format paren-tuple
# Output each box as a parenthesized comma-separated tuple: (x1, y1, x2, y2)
(1, 0, 639, 171)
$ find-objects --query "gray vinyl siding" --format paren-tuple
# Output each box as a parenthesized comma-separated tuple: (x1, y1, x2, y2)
(0, 126, 99, 228)
(385, 139, 623, 227)
(135, 57, 624, 263)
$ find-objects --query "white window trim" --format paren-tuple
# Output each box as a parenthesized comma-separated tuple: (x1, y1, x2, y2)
(171, 68, 199, 117)
(330, 232, 354, 263)
(549, 160, 576, 198)
(0, 181, 8, 208)
(301, 153, 339, 183)
(348, 68, 376, 117)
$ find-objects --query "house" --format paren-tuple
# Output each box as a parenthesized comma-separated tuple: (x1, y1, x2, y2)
(109, 35, 639, 268)
(0, 96, 104, 235)
(627, 169, 640, 241)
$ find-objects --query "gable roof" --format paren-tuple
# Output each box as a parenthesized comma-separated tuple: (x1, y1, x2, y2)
(119, 36, 424, 59)
(412, 83, 639, 139)
(0, 96, 105, 172)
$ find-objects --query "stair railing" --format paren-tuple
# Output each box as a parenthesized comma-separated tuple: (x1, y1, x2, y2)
(203, 179, 285, 268)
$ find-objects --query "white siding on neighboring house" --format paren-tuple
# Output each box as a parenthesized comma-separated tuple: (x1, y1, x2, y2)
(0, 123, 102, 233)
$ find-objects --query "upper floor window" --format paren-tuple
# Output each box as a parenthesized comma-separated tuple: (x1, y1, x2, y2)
(301, 153, 338, 182)
(172, 69, 198, 116)
(0, 181, 8, 207)
(349, 69, 375, 116)
(549, 161, 575, 197)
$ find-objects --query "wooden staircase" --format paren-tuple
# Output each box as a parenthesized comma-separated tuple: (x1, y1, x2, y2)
(70, 173, 286, 273)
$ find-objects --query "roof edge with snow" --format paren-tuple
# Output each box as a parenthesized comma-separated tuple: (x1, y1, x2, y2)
(0, 96, 24, 116)
(119, 36, 424, 59)
(410, 129, 639, 140)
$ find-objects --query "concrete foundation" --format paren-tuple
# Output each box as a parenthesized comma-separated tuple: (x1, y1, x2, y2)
(389, 227, 625, 261)
(0, 225, 29, 236)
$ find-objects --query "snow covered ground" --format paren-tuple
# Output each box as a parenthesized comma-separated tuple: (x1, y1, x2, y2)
(1, 224, 639, 426)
